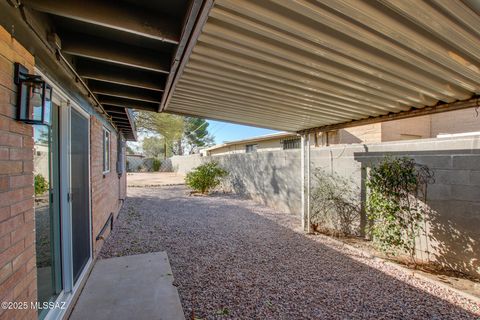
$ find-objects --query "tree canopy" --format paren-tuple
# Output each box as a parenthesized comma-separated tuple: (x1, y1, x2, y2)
(142, 136, 165, 158)
(183, 117, 214, 154)
(135, 111, 214, 157)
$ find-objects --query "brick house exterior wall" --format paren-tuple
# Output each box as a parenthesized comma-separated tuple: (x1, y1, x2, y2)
(90, 116, 126, 257)
(0, 27, 38, 320)
(0, 25, 128, 319)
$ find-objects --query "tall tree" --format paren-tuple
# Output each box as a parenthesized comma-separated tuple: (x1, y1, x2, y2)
(135, 111, 214, 157)
(142, 136, 165, 158)
(183, 117, 214, 154)
(136, 112, 184, 158)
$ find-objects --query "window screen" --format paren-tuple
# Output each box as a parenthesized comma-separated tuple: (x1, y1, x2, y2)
(282, 138, 301, 150)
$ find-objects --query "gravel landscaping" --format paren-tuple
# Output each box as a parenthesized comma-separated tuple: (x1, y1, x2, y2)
(100, 186, 480, 319)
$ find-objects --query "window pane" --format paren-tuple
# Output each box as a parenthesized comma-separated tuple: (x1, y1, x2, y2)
(103, 129, 110, 172)
(34, 104, 62, 315)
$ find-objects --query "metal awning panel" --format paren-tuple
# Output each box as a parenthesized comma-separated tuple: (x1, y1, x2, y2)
(165, 0, 480, 132)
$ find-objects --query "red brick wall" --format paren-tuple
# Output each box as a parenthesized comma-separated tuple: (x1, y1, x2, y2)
(0, 27, 37, 320)
(90, 116, 126, 257)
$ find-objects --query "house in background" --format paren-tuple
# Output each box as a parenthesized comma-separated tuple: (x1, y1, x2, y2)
(202, 132, 300, 156)
(204, 107, 480, 156)
(325, 107, 480, 145)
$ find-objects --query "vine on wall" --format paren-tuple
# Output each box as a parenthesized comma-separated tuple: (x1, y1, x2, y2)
(366, 157, 434, 264)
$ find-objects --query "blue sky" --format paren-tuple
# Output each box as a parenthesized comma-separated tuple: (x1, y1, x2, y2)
(207, 120, 279, 144)
(128, 119, 280, 153)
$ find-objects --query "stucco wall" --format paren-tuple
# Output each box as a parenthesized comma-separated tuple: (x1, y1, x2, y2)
(168, 136, 480, 277)
(431, 107, 480, 136)
(381, 115, 432, 141)
(336, 123, 383, 144)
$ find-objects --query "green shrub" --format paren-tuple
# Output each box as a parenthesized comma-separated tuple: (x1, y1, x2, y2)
(34, 174, 49, 196)
(152, 158, 161, 172)
(185, 161, 228, 194)
(366, 157, 434, 263)
(310, 169, 361, 236)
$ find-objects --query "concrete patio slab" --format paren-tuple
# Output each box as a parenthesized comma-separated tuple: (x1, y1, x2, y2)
(69, 252, 185, 320)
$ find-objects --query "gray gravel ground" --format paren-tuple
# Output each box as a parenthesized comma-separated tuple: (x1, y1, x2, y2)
(100, 186, 480, 320)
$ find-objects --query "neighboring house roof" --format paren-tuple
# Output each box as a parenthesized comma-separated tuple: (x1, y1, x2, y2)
(205, 132, 298, 152)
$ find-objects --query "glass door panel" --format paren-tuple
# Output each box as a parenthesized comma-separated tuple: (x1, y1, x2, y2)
(70, 108, 91, 283)
(34, 103, 62, 317)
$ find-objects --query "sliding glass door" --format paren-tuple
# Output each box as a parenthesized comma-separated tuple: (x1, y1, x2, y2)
(34, 103, 62, 319)
(70, 108, 91, 283)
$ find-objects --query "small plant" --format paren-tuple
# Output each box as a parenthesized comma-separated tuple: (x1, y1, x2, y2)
(34, 174, 49, 196)
(366, 157, 434, 264)
(185, 161, 228, 194)
(215, 307, 229, 316)
(152, 158, 161, 172)
(310, 169, 361, 236)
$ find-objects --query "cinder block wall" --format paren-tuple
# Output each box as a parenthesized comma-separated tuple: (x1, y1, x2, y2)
(0, 27, 38, 320)
(90, 117, 125, 257)
(170, 136, 480, 277)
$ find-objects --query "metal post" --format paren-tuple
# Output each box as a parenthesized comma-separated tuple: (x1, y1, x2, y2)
(301, 134, 306, 230)
(306, 133, 311, 233)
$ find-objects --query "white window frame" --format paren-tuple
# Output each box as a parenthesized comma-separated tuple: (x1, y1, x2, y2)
(103, 128, 111, 173)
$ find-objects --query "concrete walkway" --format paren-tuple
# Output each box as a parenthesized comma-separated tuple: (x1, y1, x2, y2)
(69, 252, 184, 320)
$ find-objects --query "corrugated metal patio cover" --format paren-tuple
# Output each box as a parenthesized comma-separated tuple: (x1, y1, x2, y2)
(165, 0, 480, 132)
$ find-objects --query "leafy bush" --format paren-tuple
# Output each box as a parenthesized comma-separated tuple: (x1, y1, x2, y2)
(152, 158, 161, 172)
(310, 169, 361, 236)
(366, 157, 434, 263)
(34, 174, 49, 196)
(185, 161, 228, 194)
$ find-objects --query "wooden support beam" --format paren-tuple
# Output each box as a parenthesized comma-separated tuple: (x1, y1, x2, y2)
(89, 80, 162, 103)
(110, 114, 128, 119)
(298, 97, 480, 134)
(104, 108, 128, 115)
(62, 33, 171, 73)
(76, 59, 165, 91)
(23, 0, 180, 44)
(160, 0, 211, 111)
(110, 116, 131, 122)
(98, 96, 158, 112)
(110, 115, 129, 121)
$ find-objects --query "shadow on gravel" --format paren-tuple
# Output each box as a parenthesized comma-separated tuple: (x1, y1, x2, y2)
(100, 186, 479, 320)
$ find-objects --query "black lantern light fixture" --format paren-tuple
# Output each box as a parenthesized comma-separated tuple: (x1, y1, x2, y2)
(14, 62, 52, 125)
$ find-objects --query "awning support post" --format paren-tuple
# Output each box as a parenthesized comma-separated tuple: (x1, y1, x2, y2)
(301, 133, 311, 233)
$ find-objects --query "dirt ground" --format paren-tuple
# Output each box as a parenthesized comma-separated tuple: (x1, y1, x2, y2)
(101, 185, 480, 319)
(127, 172, 185, 187)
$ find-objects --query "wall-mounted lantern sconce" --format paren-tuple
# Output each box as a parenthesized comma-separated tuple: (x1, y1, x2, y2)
(14, 62, 52, 125)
